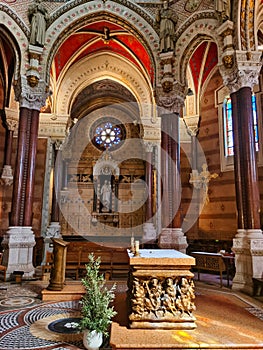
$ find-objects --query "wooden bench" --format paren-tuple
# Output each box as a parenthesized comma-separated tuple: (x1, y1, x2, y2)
(64, 241, 129, 280)
(79, 249, 113, 280)
(191, 252, 227, 287)
(252, 278, 263, 296)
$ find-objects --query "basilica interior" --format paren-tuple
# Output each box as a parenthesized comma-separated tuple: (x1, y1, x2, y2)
(0, 0, 263, 349)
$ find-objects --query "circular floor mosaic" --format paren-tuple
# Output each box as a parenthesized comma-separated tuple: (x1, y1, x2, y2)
(0, 296, 36, 308)
(30, 312, 83, 343)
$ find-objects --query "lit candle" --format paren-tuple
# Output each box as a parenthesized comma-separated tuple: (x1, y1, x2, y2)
(131, 234, 135, 252)
(135, 240, 140, 255)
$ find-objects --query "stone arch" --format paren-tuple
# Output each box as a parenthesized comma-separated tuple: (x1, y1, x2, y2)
(175, 17, 220, 87)
(42, 0, 159, 85)
(55, 51, 155, 124)
(0, 8, 27, 78)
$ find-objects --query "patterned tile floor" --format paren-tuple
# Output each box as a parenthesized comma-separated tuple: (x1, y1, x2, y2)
(0, 274, 262, 350)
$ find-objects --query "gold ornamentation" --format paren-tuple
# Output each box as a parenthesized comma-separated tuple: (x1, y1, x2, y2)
(27, 75, 39, 87)
(162, 80, 173, 93)
(222, 54, 233, 68)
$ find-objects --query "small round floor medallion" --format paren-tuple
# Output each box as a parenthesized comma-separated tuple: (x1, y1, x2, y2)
(0, 296, 35, 308)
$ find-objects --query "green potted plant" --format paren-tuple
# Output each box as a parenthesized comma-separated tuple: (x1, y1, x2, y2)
(78, 253, 117, 350)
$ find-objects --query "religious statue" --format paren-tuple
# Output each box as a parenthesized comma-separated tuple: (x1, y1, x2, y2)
(100, 179, 111, 211)
(28, 0, 49, 47)
(156, 0, 178, 53)
(215, 0, 231, 22)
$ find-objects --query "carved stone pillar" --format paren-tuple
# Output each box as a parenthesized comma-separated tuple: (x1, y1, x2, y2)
(142, 141, 156, 244)
(2, 76, 48, 279)
(220, 56, 263, 294)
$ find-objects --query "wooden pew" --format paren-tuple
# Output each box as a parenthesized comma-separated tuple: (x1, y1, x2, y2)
(65, 241, 129, 280)
(191, 251, 227, 287)
(79, 248, 113, 280)
(65, 249, 81, 279)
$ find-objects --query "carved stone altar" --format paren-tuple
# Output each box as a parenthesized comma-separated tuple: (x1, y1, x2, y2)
(127, 249, 196, 329)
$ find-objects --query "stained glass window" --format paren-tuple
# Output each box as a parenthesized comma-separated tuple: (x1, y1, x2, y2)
(223, 94, 259, 157)
(91, 118, 125, 150)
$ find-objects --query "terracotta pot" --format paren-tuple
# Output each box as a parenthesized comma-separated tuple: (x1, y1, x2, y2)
(83, 329, 103, 350)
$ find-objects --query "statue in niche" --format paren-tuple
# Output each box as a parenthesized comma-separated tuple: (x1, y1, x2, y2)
(28, 0, 49, 47)
(100, 179, 112, 212)
(215, 0, 231, 22)
(156, 0, 178, 53)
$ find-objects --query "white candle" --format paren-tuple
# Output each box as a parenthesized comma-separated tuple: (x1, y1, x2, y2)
(135, 240, 140, 254)
(131, 235, 135, 252)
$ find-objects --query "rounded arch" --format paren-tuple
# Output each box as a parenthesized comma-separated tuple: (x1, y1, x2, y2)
(0, 7, 28, 77)
(55, 51, 155, 124)
(42, 1, 159, 85)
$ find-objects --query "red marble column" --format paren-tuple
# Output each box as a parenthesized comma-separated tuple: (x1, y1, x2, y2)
(231, 87, 261, 229)
(10, 107, 40, 227)
(10, 108, 31, 226)
(24, 109, 39, 226)
(231, 92, 245, 229)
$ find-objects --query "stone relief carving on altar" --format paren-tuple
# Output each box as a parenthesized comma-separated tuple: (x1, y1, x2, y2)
(130, 276, 196, 320)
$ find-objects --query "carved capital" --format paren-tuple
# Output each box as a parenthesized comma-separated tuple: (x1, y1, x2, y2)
(219, 51, 262, 93)
(14, 76, 49, 111)
(183, 115, 200, 137)
(143, 141, 154, 153)
(157, 95, 185, 115)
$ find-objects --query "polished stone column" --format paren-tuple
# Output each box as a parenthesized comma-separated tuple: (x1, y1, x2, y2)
(231, 87, 261, 229)
(3, 107, 38, 279)
(231, 87, 262, 294)
(10, 108, 31, 226)
(24, 109, 40, 226)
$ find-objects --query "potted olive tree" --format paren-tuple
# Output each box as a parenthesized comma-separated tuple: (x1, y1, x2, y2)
(78, 253, 117, 350)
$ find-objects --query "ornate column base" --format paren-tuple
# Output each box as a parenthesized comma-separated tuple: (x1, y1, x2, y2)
(158, 228, 188, 253)
(2, 226, 36, 280)
(232, 229, 263, 295)
(42, 222, 61, 266)
(142, 222, 157, 245)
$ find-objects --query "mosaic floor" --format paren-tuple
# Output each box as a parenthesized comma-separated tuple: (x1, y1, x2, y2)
(0, 276, 262, 350)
